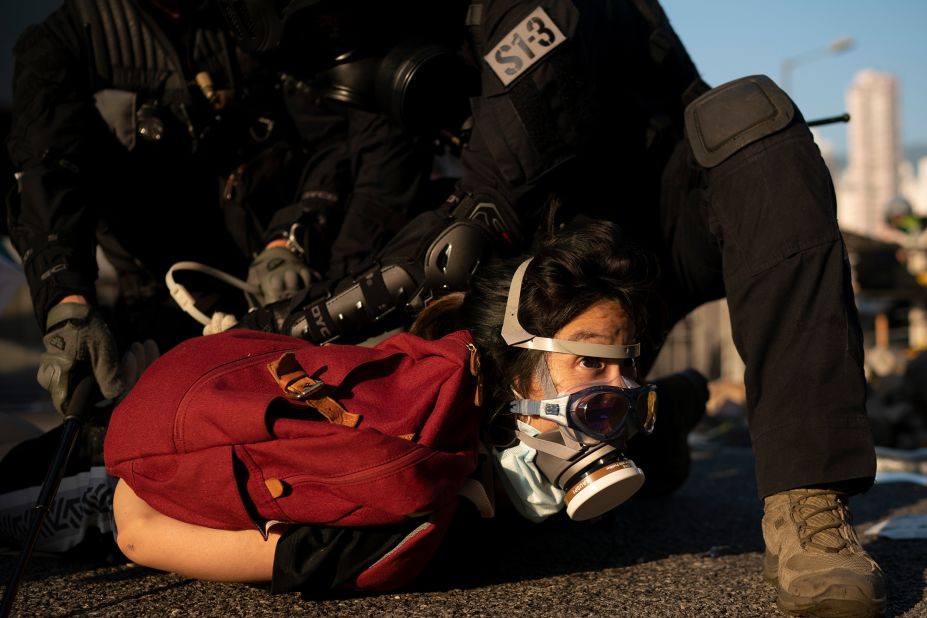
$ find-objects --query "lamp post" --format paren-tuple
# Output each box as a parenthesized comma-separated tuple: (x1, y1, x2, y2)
(780, 36, 855, 95)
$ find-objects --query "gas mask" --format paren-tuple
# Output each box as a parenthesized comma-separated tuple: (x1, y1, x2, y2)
(499, 258, 658, 521)
(215, 0, 477, 131)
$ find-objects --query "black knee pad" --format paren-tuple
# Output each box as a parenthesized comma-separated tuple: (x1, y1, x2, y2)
(684, 74, 794, 168)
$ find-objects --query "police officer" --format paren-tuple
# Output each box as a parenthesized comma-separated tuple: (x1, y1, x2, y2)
(5, 0, 312, 414)
(219, 1, 886, 615)
(458, 3, 885, 615)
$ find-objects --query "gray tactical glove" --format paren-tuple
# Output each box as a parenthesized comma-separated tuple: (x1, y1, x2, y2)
(37, 303, 124, 415)
(247, 246, 311, 306)
(119, 339, 160, 393)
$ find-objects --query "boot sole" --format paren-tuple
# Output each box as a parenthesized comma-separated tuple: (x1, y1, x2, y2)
(777, 585, 886, 618)
(764, 552, 886, 618)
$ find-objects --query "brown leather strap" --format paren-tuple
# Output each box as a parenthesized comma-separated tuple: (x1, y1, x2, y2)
(267, 352, 361, 428)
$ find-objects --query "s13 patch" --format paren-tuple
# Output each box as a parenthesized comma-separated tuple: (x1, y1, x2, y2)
(484, 6, 566, 87)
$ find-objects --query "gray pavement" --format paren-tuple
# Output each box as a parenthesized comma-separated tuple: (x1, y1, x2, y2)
(1, 445, 926, 617)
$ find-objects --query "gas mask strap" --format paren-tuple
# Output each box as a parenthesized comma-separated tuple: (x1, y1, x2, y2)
(501, 258, 641, 359)
(515, 430, 582, 460)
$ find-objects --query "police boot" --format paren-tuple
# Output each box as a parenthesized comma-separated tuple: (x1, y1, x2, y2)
(762, 488, 887, 618)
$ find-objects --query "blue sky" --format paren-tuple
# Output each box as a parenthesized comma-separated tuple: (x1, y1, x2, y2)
(661, 0, 927, 155)
(4, 1, 926, 156)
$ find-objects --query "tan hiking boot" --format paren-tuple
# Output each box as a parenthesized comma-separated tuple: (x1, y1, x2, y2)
(762, 488, 886, 618)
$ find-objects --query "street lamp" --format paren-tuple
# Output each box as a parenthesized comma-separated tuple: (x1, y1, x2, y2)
(780, 36, 855, 95)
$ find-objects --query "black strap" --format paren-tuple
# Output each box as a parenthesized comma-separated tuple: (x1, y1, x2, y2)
(301, 300, 337, 343)
(358, 267, 393, 319)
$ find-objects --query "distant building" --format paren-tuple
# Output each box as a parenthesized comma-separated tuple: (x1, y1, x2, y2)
(651, 299, 744, 386)
(840, 70, 902, 238)
(900, 157, 927, 214)
(812, 129, 841, 185)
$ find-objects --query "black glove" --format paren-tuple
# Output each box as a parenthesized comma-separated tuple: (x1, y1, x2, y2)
(37, 303, 124, 415)
(247, 246, 311, 306)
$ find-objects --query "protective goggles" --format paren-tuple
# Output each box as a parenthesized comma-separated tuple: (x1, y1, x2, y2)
(509, 384, 657, 441)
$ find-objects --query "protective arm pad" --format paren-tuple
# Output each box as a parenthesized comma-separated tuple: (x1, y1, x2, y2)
(282, 261, 426, 343)
(421, 192, 524, 293)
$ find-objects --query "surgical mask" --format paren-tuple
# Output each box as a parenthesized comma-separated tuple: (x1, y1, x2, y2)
(493, 420, 565, 523)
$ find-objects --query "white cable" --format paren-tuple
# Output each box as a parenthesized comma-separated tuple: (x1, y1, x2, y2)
(165, 261, 260, 326)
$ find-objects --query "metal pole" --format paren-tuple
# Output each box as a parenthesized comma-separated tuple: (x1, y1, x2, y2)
(780, 36, 855, 95)
(806, 113, 851, 127)
(0, 377, 96, 618)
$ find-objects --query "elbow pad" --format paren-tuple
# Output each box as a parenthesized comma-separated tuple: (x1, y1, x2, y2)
(422, 193, 523, 293)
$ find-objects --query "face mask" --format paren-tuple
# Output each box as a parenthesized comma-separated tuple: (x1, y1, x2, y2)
(510, 377, 654, 521)
(492, 420, 565, 523)
(522, 428, 645, 520)
(497, 257, 655, 520)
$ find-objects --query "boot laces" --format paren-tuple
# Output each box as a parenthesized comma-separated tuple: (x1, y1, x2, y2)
(791, 489, 851, 553)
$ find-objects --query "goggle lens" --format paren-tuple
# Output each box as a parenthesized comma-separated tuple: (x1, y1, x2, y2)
(570, 386, 657, 439)
(572, 392, 630, 437)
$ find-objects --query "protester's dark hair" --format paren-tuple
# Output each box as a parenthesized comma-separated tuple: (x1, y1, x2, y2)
(411, 218, 659, 412)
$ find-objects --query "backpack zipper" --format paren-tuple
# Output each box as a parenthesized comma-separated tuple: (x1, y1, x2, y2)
(283, 445, 436, 487)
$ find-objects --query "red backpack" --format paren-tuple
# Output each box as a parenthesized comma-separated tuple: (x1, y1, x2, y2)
(104, 329, 483, 590)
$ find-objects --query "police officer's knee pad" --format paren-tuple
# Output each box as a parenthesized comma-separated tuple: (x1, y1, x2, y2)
(684, 74, 795, 168)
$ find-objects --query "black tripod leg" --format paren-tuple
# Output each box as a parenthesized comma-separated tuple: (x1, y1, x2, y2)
(0, 377, 96, 618)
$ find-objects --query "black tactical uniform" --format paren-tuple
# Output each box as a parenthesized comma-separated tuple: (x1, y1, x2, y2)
(6, 0, 305, 350)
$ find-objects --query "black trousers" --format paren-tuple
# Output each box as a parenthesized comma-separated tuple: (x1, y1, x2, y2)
(647, 121, 876, 498)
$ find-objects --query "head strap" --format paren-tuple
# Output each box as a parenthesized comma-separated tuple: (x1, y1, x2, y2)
(500, 258, 640, 359)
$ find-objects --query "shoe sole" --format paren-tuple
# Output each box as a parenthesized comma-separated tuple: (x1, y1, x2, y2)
(764, 552, 886, 618)
(777, 586, 886, 618)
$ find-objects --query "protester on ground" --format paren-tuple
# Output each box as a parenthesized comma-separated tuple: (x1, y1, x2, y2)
(108, 219, 688, 593)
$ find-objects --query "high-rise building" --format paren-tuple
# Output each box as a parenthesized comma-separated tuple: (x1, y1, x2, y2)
(841, 70, 901, 237)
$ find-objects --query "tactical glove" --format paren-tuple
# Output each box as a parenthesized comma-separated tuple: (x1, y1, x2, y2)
(119, 339, 160, 392)
(247, 246, 311, 306)
(37, 303, 124, 415)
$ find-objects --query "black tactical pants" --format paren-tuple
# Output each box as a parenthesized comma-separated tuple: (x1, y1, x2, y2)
(648, 119, 875, 498)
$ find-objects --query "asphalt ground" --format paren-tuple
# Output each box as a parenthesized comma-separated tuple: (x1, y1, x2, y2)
(2, 260, 926, 617)
(1, 444, 925, 617)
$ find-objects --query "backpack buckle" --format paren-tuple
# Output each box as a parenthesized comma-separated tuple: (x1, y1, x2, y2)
(291, 380, 324, 400)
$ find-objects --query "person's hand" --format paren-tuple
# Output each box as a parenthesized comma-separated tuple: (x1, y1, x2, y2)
(37, 298, 124, 414)
(119, 339, 160, 394)
(247, 242, 310, 306)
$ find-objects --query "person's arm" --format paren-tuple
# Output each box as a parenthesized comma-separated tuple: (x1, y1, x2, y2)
(324, 108, 435, 281)
(7, 8, 103, 328)
(112, 479, 281, 582)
